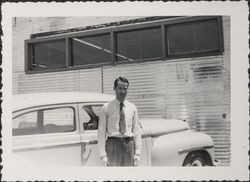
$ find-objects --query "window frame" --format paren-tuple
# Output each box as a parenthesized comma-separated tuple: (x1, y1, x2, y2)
(28, 38, 68, 71)
(25, 16, 224, 74)
(81, 104, 103, 131)
(78, 103, 105, 133)
(165, 18, 223, 58)
(13, 105, 77, 136)
(71, 33, 112, 67)
(115, 26, 164, 64)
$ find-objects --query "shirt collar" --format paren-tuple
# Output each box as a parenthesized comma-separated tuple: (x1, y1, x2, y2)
(114, 98, 127, 107)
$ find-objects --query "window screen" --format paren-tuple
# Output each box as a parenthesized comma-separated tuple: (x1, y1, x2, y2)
(32, 39, 66, 70)
(116, 27, 163, 62)
(72, 34, 111, 66)
(167, 20, 219, 55)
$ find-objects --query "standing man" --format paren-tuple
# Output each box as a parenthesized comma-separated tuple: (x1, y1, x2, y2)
(98, 77, 142, 166)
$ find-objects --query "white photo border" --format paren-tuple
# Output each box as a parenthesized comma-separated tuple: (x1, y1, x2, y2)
(1, 1, 249, 181)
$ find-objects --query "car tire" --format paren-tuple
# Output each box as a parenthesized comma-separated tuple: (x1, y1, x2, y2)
(183, 152, 206, 166)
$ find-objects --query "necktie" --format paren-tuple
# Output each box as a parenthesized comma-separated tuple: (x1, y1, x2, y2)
(119, 102, 126, 134)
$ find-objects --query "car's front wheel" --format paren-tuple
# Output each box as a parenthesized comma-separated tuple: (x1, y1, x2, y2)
(183, 152, 206, 166)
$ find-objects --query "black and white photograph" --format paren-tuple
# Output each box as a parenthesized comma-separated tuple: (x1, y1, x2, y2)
(1, 1, 249, 181)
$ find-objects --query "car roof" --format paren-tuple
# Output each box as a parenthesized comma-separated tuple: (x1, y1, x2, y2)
(13, 92, 115, 111)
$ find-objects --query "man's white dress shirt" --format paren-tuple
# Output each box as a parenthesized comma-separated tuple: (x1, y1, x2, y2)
(98, 99, 142, 158)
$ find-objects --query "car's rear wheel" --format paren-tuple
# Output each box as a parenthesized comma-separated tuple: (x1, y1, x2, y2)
(183, 152, 206, 166)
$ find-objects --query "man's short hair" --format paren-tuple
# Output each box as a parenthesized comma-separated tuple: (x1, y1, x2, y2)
(114, 77, 129, 88)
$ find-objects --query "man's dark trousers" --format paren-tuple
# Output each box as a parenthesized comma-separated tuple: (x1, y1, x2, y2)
(105, 137, 135, 166)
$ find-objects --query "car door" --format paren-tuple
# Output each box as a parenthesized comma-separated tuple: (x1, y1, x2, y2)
(12, 104, 82, 166)
(78, 103, 103, 166)
(78, 103, 150, 166)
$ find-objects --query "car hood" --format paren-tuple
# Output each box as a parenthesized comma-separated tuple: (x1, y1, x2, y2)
(139, 118, 190, 136)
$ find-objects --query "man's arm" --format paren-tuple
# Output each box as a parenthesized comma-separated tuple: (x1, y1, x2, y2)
(132, 106, 142, 162)
(98, 104, 108, 161)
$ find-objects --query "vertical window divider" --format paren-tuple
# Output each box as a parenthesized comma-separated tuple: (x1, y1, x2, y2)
(161, 24, 167, 58)
(37, 110, 44, 134)
(110, 31, 116, 65)
(217, 16, 224, 53)
(25, 41, 31, 73)
(66, 37, 72, 68)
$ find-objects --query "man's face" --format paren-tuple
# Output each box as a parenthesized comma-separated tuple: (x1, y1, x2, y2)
(114, 80, 128, 102)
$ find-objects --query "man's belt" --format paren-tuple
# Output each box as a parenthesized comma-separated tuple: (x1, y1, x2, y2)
(108, 136, 133, 142)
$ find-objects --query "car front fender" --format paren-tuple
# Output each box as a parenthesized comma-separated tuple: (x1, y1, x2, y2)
(151, 130, 214, 166)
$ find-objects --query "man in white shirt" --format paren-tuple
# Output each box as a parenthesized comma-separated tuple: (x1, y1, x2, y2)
(98, 77, 142, 166)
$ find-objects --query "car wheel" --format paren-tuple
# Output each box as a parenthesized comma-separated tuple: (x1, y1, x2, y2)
(183, 152, 206, 166)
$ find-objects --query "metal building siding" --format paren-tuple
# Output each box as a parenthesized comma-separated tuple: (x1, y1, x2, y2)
(103, 62, 167, 118)
(221, 16, 231, 165)
(14, 69, 103, 94)
(79, 68, 103, 92)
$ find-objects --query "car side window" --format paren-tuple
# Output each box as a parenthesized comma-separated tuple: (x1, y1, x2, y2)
(13, 107, 75, 136)
(13, 111, 38, 136)
(43, 108, 75, 134)
(82, 105, 102, 131)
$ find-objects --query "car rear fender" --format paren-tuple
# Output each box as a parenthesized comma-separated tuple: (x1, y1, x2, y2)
(151, 130, 214, 166)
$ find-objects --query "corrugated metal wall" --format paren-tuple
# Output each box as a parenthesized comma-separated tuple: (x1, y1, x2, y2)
(12, 16, 230, 166)
(13, 69, 103, 93)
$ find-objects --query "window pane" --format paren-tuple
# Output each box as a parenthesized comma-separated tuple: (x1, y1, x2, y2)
(195, 21, 219, 51)
(13, 111, 38, 136)
(82, 105, 102, 130)
(116, 28, 163, 62)
(43, 107, 75, 134)
(72, 34, 111, 66)
(167, 19, 219, 55)
(32, 39, 66, 70)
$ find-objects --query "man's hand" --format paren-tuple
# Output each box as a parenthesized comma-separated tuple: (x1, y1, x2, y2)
(101, 156, 109, 166)
(134, 154, 140, 166)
